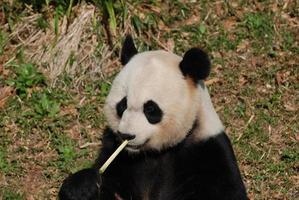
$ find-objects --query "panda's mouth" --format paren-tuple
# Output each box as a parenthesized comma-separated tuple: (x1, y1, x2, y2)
(126, 144, 143, 150)
(126, 138, 150, 151)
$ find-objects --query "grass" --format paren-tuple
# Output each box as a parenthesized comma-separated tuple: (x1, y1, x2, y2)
(0, 0, 298, 199)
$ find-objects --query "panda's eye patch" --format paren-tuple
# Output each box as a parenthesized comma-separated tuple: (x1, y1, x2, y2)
(116, 97, 127, 118)
(143, 100, 163, 124)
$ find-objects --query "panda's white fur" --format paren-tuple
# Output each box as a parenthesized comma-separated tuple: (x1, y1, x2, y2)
(104, 50, 224, 152)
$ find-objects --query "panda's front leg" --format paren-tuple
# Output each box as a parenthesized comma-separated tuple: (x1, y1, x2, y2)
(59, 168, 115, 200)
(59, 168, 101, 200)
(59, 129, 123, 200)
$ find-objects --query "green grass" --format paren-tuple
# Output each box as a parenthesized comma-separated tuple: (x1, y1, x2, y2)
(0, 30, 8, 55)
(0, 0, 298, 199)
(0, 148, 10, 173)
(5, 63, 45, 98)
(1, 188, 24, 200)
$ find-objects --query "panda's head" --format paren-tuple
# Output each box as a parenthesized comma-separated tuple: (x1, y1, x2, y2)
(104, 35, 223, 152)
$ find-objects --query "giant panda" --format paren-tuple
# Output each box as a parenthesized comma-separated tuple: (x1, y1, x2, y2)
(59, 35, 248, 200)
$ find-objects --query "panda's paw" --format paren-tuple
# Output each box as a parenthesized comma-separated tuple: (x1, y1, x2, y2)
(59, 168, 101, 200)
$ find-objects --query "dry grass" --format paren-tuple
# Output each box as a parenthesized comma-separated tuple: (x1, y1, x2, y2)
(5, 4, 112, 85)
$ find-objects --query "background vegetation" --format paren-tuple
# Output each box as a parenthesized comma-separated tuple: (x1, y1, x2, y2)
(0, 0, 298, 199)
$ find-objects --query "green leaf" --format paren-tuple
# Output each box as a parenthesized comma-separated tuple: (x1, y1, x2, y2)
(105, 0, 117, 35)
(49, 102, 60, 117)
(131, 15, 143, 33)
(199, 24, 206, 34)
(41, 93, 50, 111)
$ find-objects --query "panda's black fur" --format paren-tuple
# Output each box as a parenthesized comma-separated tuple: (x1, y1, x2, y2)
(120, 35, 138, 65)
(59, 36, 248, 200)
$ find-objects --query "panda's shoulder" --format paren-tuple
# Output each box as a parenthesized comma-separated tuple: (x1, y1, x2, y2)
(178, 132, 237, 166)
(175, 132, 242, 184)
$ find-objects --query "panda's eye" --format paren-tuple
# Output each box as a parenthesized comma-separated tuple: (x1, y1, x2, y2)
(116, 97, 127, 118)
(143, 100, 163, 124)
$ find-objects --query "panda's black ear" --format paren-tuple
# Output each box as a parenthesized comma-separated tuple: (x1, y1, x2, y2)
(121, 35, 138, 65)
(179, 48, 211, 83)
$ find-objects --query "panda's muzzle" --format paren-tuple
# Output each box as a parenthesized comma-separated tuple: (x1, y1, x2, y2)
(118, 132, 136, 141)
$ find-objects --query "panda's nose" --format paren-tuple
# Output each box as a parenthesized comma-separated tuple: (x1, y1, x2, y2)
(118, 132, 136, 140)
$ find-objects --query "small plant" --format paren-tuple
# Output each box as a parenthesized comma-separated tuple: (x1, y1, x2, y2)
(104, 0, 117, 35)
(31, 91, 60, 117)
(281, 149, 298, 163)
(52, 134, 79, 171)
(1, 188, 23, 200)
(0, 30, 8, 55)
(244, 13, 274, 39)
(58, 145, 76, 163)
(0, 148, 9, 173)
(20, 0, 77, 11)
(282, 31, 294, 51)
(182, 23, 207, 44)
(6, 63, 45, 98)
(242, 12, 274, 51)
(36, 15, 49, 30)
(100, 81, 111, 98)
(54, 5, 64, 39)
(131, 15, 144, 34)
